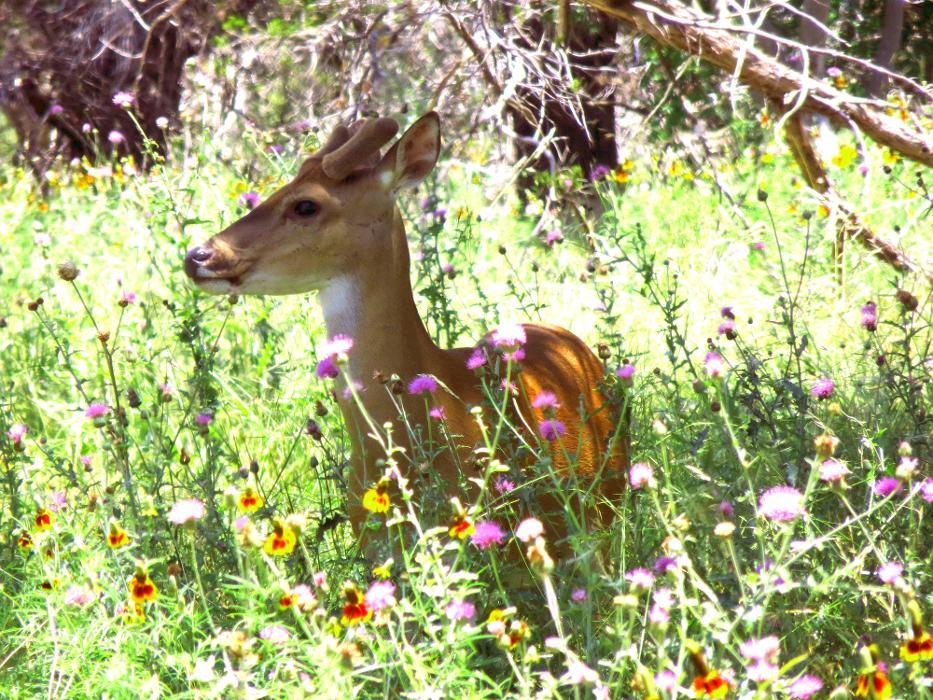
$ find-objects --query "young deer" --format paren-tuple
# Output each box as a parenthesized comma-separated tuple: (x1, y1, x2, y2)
(184, 113, 627, 551)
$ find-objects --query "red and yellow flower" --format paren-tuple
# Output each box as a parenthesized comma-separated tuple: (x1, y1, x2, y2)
(448, 499, 475, 540)
(900, 632, 933, 662)
(362, 480, 391, 514)
(34, 509, 53, 531)
(108, 522, 130, 549)
(854, 670, 891, 699)
(340, 582, 372, 626)
(17, 531, 33, 551)
(238, 486, 264, 513)
(128, 571, 158, 603)
(693, 670, 730, 698)
(262, 521, 297, 557)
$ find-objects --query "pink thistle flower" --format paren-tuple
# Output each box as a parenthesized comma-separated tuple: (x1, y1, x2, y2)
(312, 571, 328, 589)
(649, 604, 670, 625)
(532, 390, 560, 412)
(466, 348, 487, 370)
(759, 486, 806, 522)
(49, 104, 64, 115)
(341, 380, 363, 400)
(860, 301, 878, 331)
(364, 580, 396, 612)
(195, 412, 213, 426)
(112, 91, 135, 108)
(788, 675, 824, 699)
(748, 661, 778, 683)
(752, 241, 766, 251)
(740, 636, 780, 662)
(80, 455, 92, 467)
(320, 334, 354, 356)
(810, 377, 834, 399)
(84, 403, 109, 419)
(629, 462, 656, 490)
(470, 520, 506, 550)
(625, 567, 656, 590)
(494, 476, 516, 494)
(719, 500, 734, 517)
(818, 458, 850, 483)
(718, 319, 737, 339)
(429, 406, 446, 421)
(826, 66, 842, 78)
(107, 130, 125, 144)
(616, 363, 635, 382)
(445, 599, 476, 622)
(239, 192, 260, 209)
(118, 290, 137, 306)
(49, 492, 68, 512)
(876, 561, 903, 585)
(64, 584, 95, 607)
(561, 660, 600, 685)
(491, 322, 526, 352)
(7, 423, 28, 445)
(168, 498, 205, 525)
(721, 306, 735, 319)
(873, 476, 902, 498)
(545, 229, 563, 246)
(921, 478, 933, 503)
(515, 518, 543, 542)
(407, 374, 438, 395)
(315, 356, 339, 379)
(704, 351, 725, 377)
(539, 418, 566, 441)
(259, 625, 290, 644)
(570, 588, 587, 602)
(654, 556, 678, 573)
(655, 670, 677, 690)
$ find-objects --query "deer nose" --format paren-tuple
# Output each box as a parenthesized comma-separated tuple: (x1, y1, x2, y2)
(184, 246, 214, 278)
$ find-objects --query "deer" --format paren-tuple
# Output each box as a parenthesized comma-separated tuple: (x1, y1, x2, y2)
(184, 112, 628, 558)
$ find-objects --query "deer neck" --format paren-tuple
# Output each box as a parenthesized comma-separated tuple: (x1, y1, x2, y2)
(318, 208, 438, 387)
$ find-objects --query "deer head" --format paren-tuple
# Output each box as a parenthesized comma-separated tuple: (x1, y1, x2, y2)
(184, 112, 441, 296)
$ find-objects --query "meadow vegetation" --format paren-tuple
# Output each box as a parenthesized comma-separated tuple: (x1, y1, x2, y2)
(0, 106, 930, 698)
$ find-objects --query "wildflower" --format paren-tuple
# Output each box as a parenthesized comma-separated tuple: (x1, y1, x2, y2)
(872, 477, 902, 498)
(17, 531, 33, 551)
(112, 91, 135, 108)
(466, 348, 487, 370)
(277, 591, 296, 609)
(811, 377, 835, 400)
(616, 363, 635, 386)
(752, 241, 766, 251)
(819, 458, 850, 484)
(312, 571, 328, 589)
(625, 567, 656, 590)
(470, 520, 506, 550)
(532, 391, 560, 413)
(561, 660, 600, 685)
(118, 290, 137, 307)
(445, 599, 476, 622)
(167, 499, 205, 525)
(494, 476, 516, 494)
(315, 356, 339, 379)
(34, 509, 53, 531)
(545, 229, 563, 246)
(895, 456, 917, 480)
(692, 670, 730, 698)
(7, 423, 27, 448)
(900, 632, 933, 663)
(714, 521, 735, 538)
(526, 537, 554, 574)
(539, 418, 565, 441)
(814, 433, 840, 459)
(629, 462, 656, 489)
(855, 665, 891, 699)
(649, 602, 670, 625)
(655, 669, 677, 691)
(654, 555, 678, 573)
(748, 661, 778, 683)
(195, 412, 213, 426)
(84, 403, 109, 419)
(861, 302, 878, 331)
(364, 580, 396, 612)
(155, 116, 168, 129)
(108, 521, 130, 549)
(515, 518, 544, 542)
(759, 486, 806, 522)
(718, 319, 737, 339)
(238, 486, 264, 513)
(741, 636, 780, 663)
(590, 165, 611, 181)
(362, 480, 391, 514)
(719, 500, 734, 517)
(921, 478, 933, 503)
(407, 374, 438, 395)
(64, 584, 95, 607)
(259, 626, 290, 645)
(490, 322, 526, 352)
(341, 582, 372, 625)
(49, 492, 68, 512)
(429, 406, 446, 420)
(290, 584, 317, 611)
(128, 571, 158, 603)
(238, 192, 260, 209)
(876, 561, 903, 585)
(448, 511, 475, 540)
(704, 351, 725, 377)
(262, 522, 297, 556)
(107, 130, 125, 144)
(788, 675, 824, 699)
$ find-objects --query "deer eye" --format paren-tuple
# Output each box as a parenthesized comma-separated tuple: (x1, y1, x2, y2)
(292, 200, 319, 217)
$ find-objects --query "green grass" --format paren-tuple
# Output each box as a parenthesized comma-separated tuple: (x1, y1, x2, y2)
(0, 122, 930, 699)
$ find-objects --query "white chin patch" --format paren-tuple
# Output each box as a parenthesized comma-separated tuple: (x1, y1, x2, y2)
(194, 279, 237, 295)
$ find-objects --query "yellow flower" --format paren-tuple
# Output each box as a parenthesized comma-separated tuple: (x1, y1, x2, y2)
(238, 486, 264, 513)
(108, 522, 130, 549)
(362, 481, 390, 514)
(882, 149, 900, 165)
(34, 509, 54, 531)
(128, 572, 158, 603)
(17, 531, 33, 551)
(340, 583, 372, 626)
(900, 632, 933, 663)
(831, 144, 858, 169)
(372, 559, 393, 579)
(693, 670, 730, 698)
(448, 513, 475, 540)
(262, 523, 297, 556)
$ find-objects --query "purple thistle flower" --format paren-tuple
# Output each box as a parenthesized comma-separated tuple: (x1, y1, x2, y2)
(818, 458, 850, 483)
(532, 391, 560, 412)
(740, 636, 780, 662)
(811, 377, 835, 400)
(759, 486, 806, 522)
(876, 561, 903, 585)
(721, 306, 735, 319)
(168, 498, 205, 525)
(470, 520, 506, 550)
(112, 91, 135, 108)
(407, 374, 438, 395)
(364, 580, 396, 612)
(239, 192, 261, 209)
(752, 241, 766, 251)
(466, 348, 486, 370)
(490, 322, 526, 352)
(826, 66, 842, 78)
(653, 556, 678, 573)
(7, 423, 28, 445)
(445, 599, 475, 622)
(718, 319, 737, 339)
(704, 351, 725, 377)
(921, 478, 933, 503)
(49, 104, 64, 115)
(872, 476, 902, 498)
(616, 363, 635, 382)
(494, 476, 516, 494)
(860, 301, 877, 331)
(84, 403, 109, 419)
(629, 462, 656, 489)
(590, 165, 611, 181)
(320, 335, 353, 356)
(539, 418, 566, 441)
(315, 356, 339, 379)
(429, 406, 446, 421)
(570, 588, 587, 602)
(788, 675, 824, 699)
(719, 500, 734, 517)
(545, 229, 563, 246)
(119, 290, 137, 306)
(258, 625, 290, 645)
(195, 412, 213, 426)
(625, 567, 656, 590)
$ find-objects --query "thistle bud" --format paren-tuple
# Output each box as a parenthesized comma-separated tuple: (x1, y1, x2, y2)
(57, 261, 79, 281)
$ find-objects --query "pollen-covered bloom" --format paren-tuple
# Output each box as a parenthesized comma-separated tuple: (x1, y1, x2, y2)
(539, 418, 565, 441)
(470, 520, 506, 550)
(810, 377, 835, 399)
(263, 522, 297, 556)
(364, 580, 396, 612)
(629, 462, 656, 490)
(861, 301, 878, 331)
(167, 499, 205, 525)
(407, 374, 438, 395)
(759, 486, 806, 522)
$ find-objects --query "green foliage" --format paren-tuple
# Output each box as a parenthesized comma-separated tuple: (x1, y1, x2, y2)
(0, 119, 930, 699)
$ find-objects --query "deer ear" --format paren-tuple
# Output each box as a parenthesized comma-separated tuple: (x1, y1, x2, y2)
(379, 112, 440, 192)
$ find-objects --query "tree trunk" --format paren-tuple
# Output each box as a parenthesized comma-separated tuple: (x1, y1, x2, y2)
(864, 0, 906, 97)
(798, 0, 830, 78)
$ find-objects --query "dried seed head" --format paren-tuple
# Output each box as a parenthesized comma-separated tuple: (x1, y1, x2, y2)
(57, 261, 79, 281)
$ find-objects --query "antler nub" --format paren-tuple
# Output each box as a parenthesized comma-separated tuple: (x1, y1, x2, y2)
(321, 117, 399, 180)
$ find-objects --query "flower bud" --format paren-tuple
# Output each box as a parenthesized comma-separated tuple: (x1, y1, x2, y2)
(57, 261, 79, 281)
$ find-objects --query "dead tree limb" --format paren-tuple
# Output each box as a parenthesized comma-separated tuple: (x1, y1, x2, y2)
(581, 0, 932, 167)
